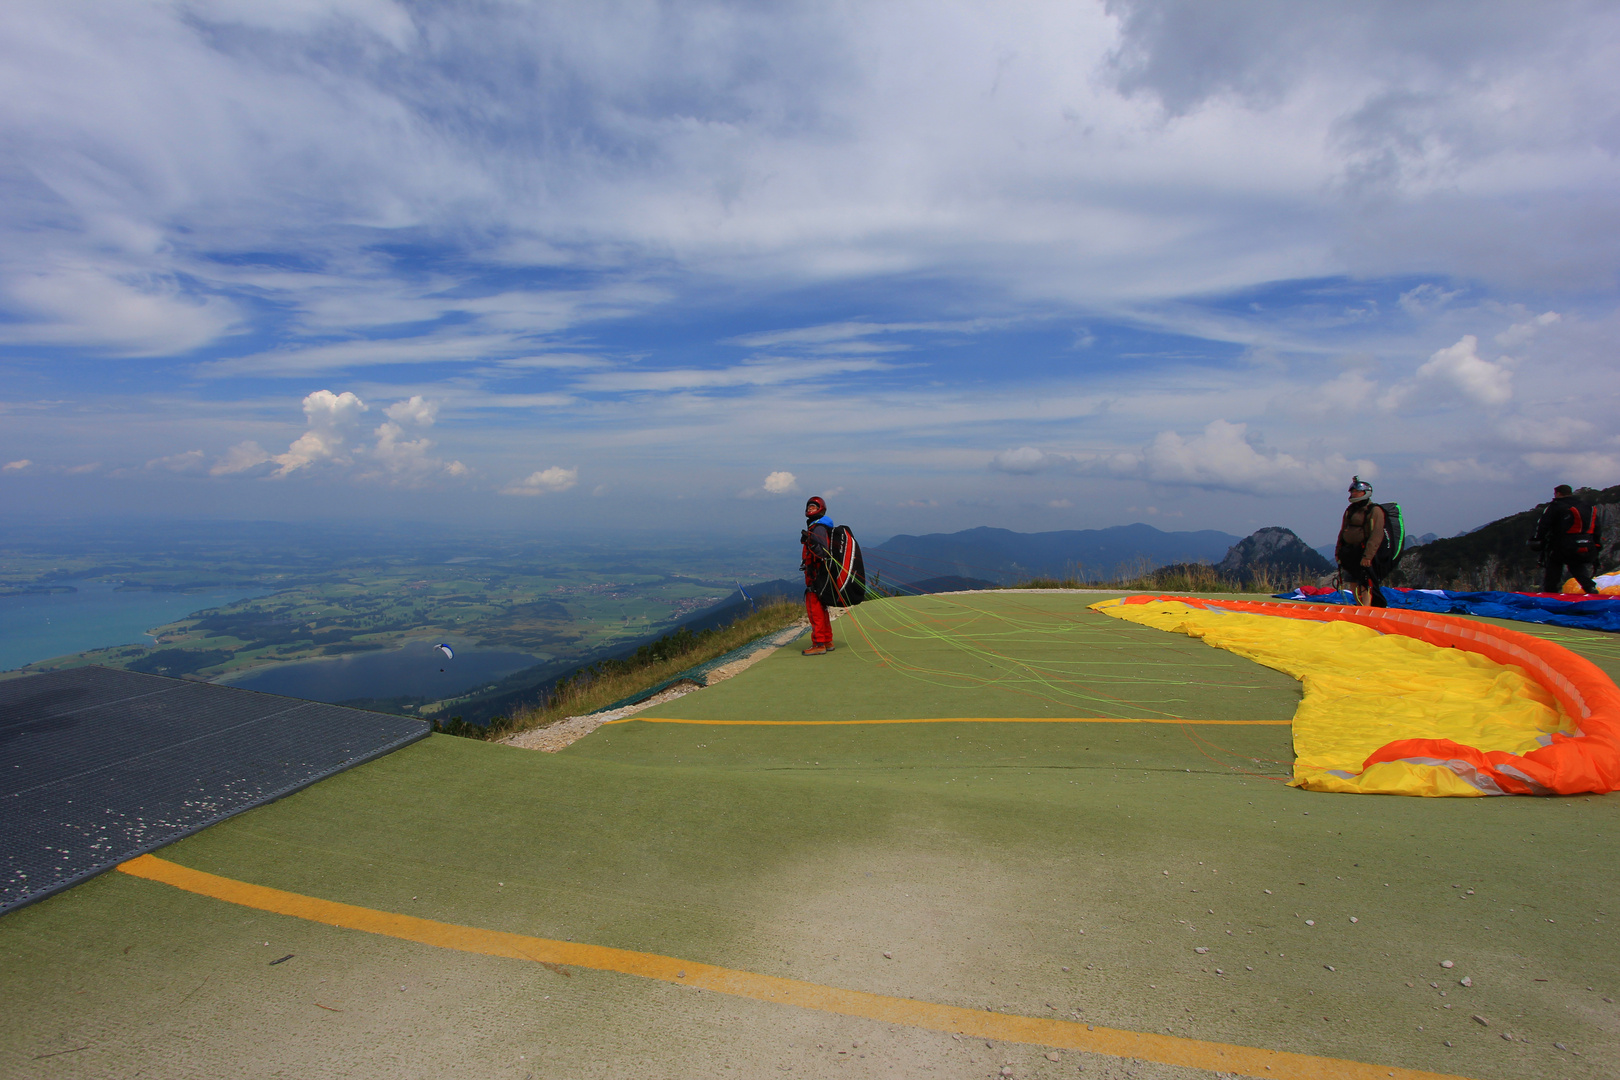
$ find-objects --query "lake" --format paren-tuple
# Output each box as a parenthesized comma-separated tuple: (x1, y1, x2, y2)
(0, 582, 273, 672)
(219, 639, 545, 704)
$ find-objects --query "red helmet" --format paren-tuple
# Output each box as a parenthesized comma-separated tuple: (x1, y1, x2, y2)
(805, 496, 826, 519)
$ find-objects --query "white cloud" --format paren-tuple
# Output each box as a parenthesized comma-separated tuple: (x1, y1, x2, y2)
(0, 263, 240, 356)
(1092, 419, 1374, 496)
(271, 390, 368, 476)
(990, 446, 1072, 475)
(501, 466, 578, 496)
(384, 394, 437, 427)
(2, 459, 32, 471)
(1523, 452, 1620, 487)
(1382, 335, 1513, 410)
(201, 334, 529, 378)
(364, 395, 465, 484)
(146, 449, 207, 474)
(190, 0, 418, 50)
(1397, 283, 1462, 316)
(1421, 457, 1512, 483)
(1048, 498, 1073, 508)
(1494, 311, 1560, 347)
(211, 441, 273, 476)
(1495, 414, 1594, 451)
(364, 421, 465, 485)
(207, 392, 465, 484)
(1275, 370, 1377, 415)
(763, 470, 798, 494)
(571, 357, 890, 394)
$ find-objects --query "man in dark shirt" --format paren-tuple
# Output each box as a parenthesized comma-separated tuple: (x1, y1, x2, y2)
(1533, 484, 1601, 594)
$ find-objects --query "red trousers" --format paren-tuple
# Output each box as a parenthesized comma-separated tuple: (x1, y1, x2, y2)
(804, 589, 832, 645)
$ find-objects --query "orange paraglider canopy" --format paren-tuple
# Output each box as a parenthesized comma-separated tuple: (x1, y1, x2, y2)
(1097, 595, 1620, 796)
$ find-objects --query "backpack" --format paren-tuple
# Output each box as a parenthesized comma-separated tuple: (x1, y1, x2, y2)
(811, 524, 868, 607)
(1372, 502, 1405, 576)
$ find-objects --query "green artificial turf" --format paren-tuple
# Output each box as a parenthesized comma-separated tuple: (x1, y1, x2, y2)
(3, 592, 1617, 1080)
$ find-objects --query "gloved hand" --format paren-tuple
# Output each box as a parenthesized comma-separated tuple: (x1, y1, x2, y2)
(800, 529, 810, 544)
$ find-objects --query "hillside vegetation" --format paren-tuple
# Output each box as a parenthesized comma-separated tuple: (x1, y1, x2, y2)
(440, 597, 804, 740)
(1396, 483, 1619, 590)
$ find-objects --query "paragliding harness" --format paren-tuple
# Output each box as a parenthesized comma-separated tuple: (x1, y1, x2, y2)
(1372, 501, 1405, 577)
(1530, 499, 1602, 561)
(1335, 499, 1404, 587)
(806, 523, 868, 608)
(1562, 503, 1601, 557)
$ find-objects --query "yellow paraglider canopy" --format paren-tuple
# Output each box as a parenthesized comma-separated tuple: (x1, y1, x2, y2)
(1092, 596, 1620, 797)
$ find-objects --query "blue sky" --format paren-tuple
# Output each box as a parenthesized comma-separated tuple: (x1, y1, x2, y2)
(2, 1, 1618, 547)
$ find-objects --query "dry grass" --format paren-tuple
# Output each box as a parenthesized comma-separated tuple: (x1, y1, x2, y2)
(454, 598, 804, 741)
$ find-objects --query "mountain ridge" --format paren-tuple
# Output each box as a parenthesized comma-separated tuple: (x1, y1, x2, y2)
(868, 523, 1243, 585)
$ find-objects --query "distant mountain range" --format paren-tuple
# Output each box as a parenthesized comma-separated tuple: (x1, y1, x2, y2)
(867, 524, 1242, 585)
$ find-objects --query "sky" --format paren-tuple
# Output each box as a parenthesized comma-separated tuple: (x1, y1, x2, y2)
(2, 0, 1618, 548)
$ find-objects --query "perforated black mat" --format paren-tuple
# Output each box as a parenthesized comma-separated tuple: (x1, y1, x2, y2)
(0, 666, 428, 914)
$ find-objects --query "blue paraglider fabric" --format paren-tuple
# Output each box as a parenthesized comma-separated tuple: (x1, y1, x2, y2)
(1273, 586, 1620, 633)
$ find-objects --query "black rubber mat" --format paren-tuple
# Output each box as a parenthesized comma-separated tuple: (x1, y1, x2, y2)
(0, 666, 428, 914)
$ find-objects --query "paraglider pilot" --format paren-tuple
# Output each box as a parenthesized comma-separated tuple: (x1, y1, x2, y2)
(1336, 476, 1387, 608)
(1533, 483, 1601, 594)
(800, 496, 836, 655)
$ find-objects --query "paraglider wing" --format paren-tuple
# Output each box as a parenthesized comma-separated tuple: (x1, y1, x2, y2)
(435, 643, 454, 660)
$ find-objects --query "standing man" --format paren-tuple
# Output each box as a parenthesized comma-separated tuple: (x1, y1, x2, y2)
(1534, 484, 1601, 594)
(1336, 476, 1387, 608)
(800, 496, 836, 655)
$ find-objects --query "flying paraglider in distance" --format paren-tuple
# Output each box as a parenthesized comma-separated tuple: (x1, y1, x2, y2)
(435, 642, 453, 672)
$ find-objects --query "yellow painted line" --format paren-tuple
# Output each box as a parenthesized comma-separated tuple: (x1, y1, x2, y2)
(608, 716, 1291, 726)
(118, 854, 1465, 1080)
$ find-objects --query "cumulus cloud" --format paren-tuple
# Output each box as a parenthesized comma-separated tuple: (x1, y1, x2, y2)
(385, 395, 438, 426)
(737, 470, 801, 499)
(3, 459, 32, 471)
(211, 441, 273, 476)
(362, 394, 466, 484)
(270, 390, 368, 476)
(365, 422, 467, 484)
(501, 466, 578, 496)
(1091, 419, 1374, 496)
(1382, 335, 1513, 410)
(146, 449, 207, 474)
(208, 391, 464, 483)
(1494, 311, 1560, 348)
(990, 446, 1067, 475)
